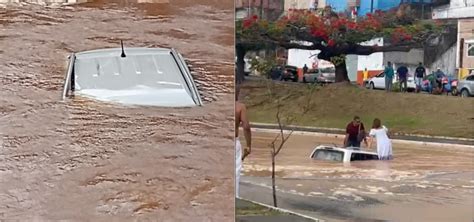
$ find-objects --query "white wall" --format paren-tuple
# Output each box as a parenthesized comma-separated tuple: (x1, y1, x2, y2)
(432, 0, 474, 19)
(284, 0, 326, 11)
(287, 49, 334, 68)
(284, 0, 313, 11)
(427, 44, 457, 76)
(357, 38, 384, 71)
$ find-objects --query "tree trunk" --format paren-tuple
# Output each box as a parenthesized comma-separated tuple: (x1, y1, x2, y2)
(335, 59, 350, 83)
(236, 44, 246, 84)
(271, 150, 277, 207)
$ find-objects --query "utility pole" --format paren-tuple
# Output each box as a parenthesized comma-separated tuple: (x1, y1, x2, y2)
(260, 0, 264, 19)
(370, 0, 374, 13)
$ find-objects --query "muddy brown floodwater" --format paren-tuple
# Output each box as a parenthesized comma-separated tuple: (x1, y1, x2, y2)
(241, 131, 474, 222)
(0, 0, 234, 221)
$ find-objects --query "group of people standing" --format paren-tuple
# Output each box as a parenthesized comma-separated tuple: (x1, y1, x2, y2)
(381, 62, 447, 93)
(344, 116, 393, 160)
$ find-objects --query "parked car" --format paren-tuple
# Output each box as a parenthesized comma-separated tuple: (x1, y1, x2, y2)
(365, 72, 415, 91)
(365, 72, 395, 90)
(269, 66, 284, 80)
(302, 69, 320, 83)
(309, 145, 379, 163)
(281, 65, 298, 82)
(316, 67, 336, 84)
(456, 74, 474, 97)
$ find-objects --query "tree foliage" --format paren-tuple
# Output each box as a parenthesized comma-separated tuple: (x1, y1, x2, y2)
(237, 6, 445, 82)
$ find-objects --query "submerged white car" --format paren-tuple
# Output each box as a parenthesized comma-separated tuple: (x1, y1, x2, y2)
(62, 46, 202, 107)
(309, 145, 379, 162)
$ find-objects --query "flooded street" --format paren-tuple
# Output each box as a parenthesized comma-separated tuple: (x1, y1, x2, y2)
(0, 0, 234, 221)
(240, 131, 474, 221)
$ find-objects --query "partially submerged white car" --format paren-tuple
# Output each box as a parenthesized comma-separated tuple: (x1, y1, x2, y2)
(309, 145, 379, 162)
(62, 44, 202, 107)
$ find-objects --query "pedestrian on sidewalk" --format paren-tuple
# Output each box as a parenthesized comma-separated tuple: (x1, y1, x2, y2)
(396, 65, 408, 92)
(344, 116, 367, 148)
(384, 62, 394, 92)
(235, 84, 252, 198)
(414, 62, 426, 93)
(368, 118, 393, 160)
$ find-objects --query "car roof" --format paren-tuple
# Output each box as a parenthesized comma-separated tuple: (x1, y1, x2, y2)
(310, 145, 377, 156)
(71, 47, 202, 107)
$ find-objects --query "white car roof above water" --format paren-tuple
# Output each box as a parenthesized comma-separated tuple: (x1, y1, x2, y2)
(66, 47, 202, 107)
(310, 145, 378, 162)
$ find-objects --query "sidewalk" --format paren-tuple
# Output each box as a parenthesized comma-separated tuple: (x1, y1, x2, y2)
(236, 198, 318, 222)
(251, 122, 474, 146)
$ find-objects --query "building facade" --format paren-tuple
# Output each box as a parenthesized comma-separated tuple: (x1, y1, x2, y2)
(284, 0, 327, 11)
(458, 19, 474, 75)
(235, 0, 285, 20)
(433, 0, 474, 77)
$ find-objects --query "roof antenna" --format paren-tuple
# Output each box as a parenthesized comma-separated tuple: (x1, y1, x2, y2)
(120, 40, 126, 58)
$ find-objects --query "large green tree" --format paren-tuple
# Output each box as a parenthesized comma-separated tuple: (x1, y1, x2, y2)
(237, 6, 444, 82)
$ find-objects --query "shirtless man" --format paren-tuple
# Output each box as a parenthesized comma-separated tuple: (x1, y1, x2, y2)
(235, 85, 251, 198)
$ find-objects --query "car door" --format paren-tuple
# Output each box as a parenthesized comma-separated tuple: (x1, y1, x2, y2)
(373, 73, 385, 89)
(467, 75, 474, 94)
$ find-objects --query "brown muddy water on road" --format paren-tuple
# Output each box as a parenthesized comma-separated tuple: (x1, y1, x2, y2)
(241, 131, 474, 221)
(0, 0, 234, 221)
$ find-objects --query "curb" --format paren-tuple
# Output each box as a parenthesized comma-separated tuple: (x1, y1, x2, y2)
(251, 122, 474, 147)
(251, 128, 474, 149)
(237, 197, 323, 222)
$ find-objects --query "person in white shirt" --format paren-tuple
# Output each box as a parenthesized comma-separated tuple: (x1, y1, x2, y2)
(368, 118, 393, 160)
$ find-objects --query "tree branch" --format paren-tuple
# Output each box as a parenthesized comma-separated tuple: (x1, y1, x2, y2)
(261, 32, 324, 51)
(348, 43, 422, 55)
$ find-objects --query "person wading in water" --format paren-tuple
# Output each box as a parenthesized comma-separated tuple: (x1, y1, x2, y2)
(235, 85, 251, 198)
(343, 116, 367, 148)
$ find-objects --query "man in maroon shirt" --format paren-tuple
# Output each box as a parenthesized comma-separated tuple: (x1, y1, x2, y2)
(343, 116, 367, 148)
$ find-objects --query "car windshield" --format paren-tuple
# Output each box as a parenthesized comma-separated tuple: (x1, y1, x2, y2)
(312, 149, 344, 162)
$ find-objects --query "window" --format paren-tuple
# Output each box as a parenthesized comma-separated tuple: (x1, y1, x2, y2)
(312, 150, 344, 162)
(466, 75, 474, 81)
(350, 153, 379, 161)
(320, 67, 335, 73)
(468, 43, 474, 57)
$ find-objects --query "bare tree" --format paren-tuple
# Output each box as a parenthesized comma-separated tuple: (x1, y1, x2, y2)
(265, 81, 314, 207)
